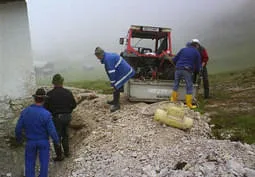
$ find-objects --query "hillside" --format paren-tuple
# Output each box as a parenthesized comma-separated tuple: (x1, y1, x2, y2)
(204, 66, 255, 144)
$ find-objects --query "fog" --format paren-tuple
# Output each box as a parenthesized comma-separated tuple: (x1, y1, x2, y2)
(26, 0, 255, 73)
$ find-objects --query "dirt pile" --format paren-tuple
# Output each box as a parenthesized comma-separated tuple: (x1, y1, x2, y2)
(52, 90, 255, 177)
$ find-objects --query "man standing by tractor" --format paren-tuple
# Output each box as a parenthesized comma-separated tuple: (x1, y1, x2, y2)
(15, 88, 60, 177)
(94, 47, 135, 112)
(191, 39, 210, 99)
(44, 74, 77, 161)
(169, 41, 201, 108)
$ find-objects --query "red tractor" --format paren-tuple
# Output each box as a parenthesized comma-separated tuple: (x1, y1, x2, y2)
(120, 25, 174, 81)
(120, 25, 198, 102)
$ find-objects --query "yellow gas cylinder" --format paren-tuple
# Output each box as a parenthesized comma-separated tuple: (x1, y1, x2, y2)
(164, 105, 185, 118)
(154, 108, 193, 130)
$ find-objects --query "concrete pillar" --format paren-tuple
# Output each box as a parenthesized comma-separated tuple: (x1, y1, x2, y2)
(0, 0, 35, 99)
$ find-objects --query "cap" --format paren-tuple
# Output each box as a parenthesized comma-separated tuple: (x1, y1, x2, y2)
(94, 47, 104, 56)
(32, 88, 47, 98)
(52, 73, 64, 85)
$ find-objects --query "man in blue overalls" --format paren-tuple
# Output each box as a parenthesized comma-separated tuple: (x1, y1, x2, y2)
(94, 47, 135, 112)
(15, 88, 59, 177)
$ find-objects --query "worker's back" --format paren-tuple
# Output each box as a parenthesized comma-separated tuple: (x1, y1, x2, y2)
(45, 87, 76, 115)
(16, 104, 58, 142)
(173, 46, 201, 72)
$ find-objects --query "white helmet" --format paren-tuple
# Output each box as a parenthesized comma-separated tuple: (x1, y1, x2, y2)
(191, 39, 200, 44)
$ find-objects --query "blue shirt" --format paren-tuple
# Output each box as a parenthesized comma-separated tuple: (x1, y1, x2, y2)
(15, 104, 59, 144)
(173, 46, 201, 72)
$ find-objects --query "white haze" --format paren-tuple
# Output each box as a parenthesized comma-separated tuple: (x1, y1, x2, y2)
(26, 0, 253, 72)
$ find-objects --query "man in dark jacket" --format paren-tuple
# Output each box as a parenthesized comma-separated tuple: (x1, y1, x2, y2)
(15, 88, 59, 177)
(191, 39, 210, 99)
(94, 47, 135, 112)
(44, 74, 77, 161)
(169, 42, 201, 108)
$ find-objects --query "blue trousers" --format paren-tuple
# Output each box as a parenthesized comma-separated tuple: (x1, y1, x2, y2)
(25, 140, 50, 177)
(173, 69, 193, 94)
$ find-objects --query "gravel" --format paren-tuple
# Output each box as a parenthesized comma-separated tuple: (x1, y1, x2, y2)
(51, 91, 255, 177)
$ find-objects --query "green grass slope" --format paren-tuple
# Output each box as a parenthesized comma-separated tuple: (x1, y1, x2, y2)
(201, 66, 255, 144)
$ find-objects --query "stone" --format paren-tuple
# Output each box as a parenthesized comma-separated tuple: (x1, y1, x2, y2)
(0, 119, 7, 124)
(131, 152, 138, 158)
(74, 157, 84, 163)
(142, 165, 157, 177)
(244, 168, 255, 177)
(226, 159, 245, 175)
(158, 168, 168, 177)
(5, 112, 15, 119)
(201, 162, 216, 176)
(6, 173, 12, 177)
(206, 151, 218, 162)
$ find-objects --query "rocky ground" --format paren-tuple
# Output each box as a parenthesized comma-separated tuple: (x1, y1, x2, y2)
(0, 87, 255, 177)
(49, 89, 255, 177)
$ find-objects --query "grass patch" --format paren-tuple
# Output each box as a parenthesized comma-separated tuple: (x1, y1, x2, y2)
(66, 80, 113, 94)
(209, 66, 255, 84)
(199, 66, 255, 144)
(194, 95, 207, 114)
(210, 112, 255, 144)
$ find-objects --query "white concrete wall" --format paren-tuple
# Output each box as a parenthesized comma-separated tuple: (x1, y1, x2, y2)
(0, 1, 35, 99)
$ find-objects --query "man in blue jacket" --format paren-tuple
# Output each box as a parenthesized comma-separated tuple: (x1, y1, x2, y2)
(15, 88, 59, 177)
(169, 42, 201, 108)
(95, 47, 135, 112)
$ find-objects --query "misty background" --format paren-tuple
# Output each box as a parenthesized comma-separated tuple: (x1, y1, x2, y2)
(26, 0, 255, 81)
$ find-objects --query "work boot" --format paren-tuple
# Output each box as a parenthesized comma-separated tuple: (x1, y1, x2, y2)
(64, 152, 70, 158)
(53, 144, 64, 161)
(110, 104, 120, 112)
(170, 91, 178, 102)
(204, 88, 210, 99)
(110, 89, 120, 112)
(62, 137, 70, 158)
(107, 100, 115, 105)
(185, 94, 197, 109)
(53, 156, 64, 161)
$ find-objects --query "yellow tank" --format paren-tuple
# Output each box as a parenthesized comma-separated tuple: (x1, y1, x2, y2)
(154, 108, 193, 130)
(163, 104, 185, 118)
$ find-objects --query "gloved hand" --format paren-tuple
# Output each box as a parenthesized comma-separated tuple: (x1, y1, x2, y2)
(110, 83, 117, 90)
(110, 85, 117, 91)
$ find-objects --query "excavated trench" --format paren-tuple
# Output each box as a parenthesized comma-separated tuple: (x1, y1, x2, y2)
(0, 89, 98, 177)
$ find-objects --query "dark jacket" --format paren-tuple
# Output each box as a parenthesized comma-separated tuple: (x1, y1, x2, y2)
(101, 52, 135, 89)
(15, 104, 59, 144)
(173, 46, 201, 73)
(44, 87, 77, 115)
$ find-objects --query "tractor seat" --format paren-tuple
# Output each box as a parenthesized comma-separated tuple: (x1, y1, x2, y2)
(141, 48, 152, 54)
